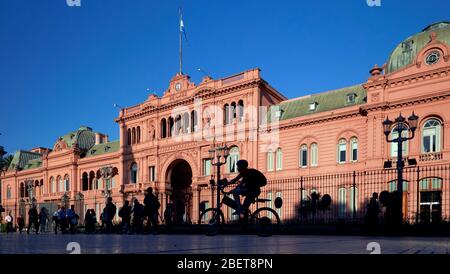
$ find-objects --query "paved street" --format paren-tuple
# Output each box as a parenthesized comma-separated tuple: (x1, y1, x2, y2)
(1, 233, 450, 254)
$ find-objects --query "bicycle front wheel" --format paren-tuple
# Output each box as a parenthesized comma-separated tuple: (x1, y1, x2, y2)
(199, 208, 224, 236)
(250, 207, 281, 237)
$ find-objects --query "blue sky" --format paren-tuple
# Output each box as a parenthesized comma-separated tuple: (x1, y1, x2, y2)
(0, 0, 449, 154)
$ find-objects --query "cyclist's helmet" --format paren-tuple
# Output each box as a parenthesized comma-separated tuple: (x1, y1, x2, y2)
(236, 159, 248, 171)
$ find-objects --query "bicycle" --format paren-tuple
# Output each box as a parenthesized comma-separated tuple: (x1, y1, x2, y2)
(199, 180, 282, 237)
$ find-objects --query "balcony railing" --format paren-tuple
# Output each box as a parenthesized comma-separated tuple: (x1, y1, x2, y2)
(420, 152, 443, 162)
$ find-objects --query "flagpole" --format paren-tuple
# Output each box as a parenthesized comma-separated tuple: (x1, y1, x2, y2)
(179, 9, 183, 75)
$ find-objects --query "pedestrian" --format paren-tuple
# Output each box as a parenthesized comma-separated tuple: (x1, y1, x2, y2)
(119, 200, 131, 234)
(5, 211, 13, 233)
(131, 199, 144, 234)
(105, 197, 116, 234)
(17, 214, 25, 233)
(58, 206, 68, 234)
(365, 192, 380, 234)
(27, 204, 39, 234)
(39, 207, 48, 233)
(66, 205, 79, 234)
(143, 187, 160, 234)
(52, 205, 61, 234)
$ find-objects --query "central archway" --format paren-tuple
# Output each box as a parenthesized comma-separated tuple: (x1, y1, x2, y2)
(166, 159, 193, 224)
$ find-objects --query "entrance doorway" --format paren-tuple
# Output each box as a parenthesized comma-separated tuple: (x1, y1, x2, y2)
(166, 159, 193, 224)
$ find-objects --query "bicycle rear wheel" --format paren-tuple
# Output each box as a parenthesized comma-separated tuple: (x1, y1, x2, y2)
(199, 208, 224, 236)
(250, 207, 281, 237)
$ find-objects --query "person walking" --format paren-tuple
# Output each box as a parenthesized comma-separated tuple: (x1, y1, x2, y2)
(119, 200, 131, 234)
(5, 211, 13, 233)
(105, 197, 116, 234)
(131, 199, 144, 234)
(17, 214, 25, 234)
(52, 206, 61, 234)
(38, 207, 48, 233)
(143, 187, 160, 234)
(85, 209, 97, 234)
(27, 204, 39, 234)
(66, 205, 79, 234)
(58, 206, 68, 234)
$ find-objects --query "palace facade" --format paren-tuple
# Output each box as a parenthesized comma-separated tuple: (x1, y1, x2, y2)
(1, 22, 450, 224)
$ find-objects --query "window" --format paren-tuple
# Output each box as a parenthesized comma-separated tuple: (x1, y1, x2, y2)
(203, 159, 212, 177)
(390, 127, 409, 157)
(149, 166, 156, 182)
(82, 172, 88, 191)
(237, 100, 244, 121)
(388, 180, 409, 192)
(224, 104, 230, 125)
(64, 174, 70, 192)
(50, 177, 55, 193)
(338, 139, 347, 163)
(132, 128, 136, 144)
(309, 102, 317, 111)
(419, 178, 442, 191)
(422, 119, 442, 153)
(161, 118, 167, 138)
(299, 144, 308, 168)
(168, 117, 174, 137)
(231, 102, 237, 121)
(127, 129, 131, 145)
(346, 93, 356, 104)
(137, 126, 141, 143)
(191, 110, 198, 132)
(57, 176, 63, 192)
(183, 113, 190, 133)
(131, 163, 138, 184)
(267, 150, 274, 171)
(338, 187, 347, 218)
(311, 143, 318, 167)
(227, 147, 240, 173)
(276, 148, 283, 171)
(350, 138, 358, 162)
(7, 185, 11, 199)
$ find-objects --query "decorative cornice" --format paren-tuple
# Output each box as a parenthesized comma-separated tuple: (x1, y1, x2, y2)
(120, 79, 262, 122)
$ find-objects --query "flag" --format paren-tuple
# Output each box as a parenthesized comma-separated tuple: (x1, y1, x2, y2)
(180, 12, 187, 41)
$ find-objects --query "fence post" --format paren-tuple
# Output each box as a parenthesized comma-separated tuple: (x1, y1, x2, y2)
(416, 166, 420, 224)
(352, 170, 356, 221)
(300, 176, 303, 223)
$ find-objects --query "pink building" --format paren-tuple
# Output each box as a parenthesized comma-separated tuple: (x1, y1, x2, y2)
(2, 22, 450, 225)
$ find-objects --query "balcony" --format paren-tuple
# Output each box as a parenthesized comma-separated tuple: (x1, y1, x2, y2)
(420, 152, 443, 162)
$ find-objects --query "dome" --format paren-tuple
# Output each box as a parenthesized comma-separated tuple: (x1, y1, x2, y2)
(386, 21, 450, 74)
(57, 126, 96, 151)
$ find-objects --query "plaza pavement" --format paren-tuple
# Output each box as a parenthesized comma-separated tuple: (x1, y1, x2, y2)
(1, 233, 450, 254)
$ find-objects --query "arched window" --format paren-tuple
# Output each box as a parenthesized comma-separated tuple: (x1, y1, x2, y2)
(20, 183, 25, 198)
(299, 144, 308, 168)
(64, 174, 70, 192)
(311, 143, 318, 167)
(183, 112, 190, 133)
(227, 147, 240, 173)
(137, 126, 141, 143)
(231, 102, 237, 121)
(267, 150, 274, 171)
(390, 127, 408, 157)
(161, 118, 167, 138)
(224, 104, 230, 125)
(7, 185, 11, 199)
(350, 137, 358, 162)
(276, 148, 283, 171)
(422, 119, 442, 153)
(132, 128, 136, 144)
(82, 172, 89, 191)
(168, 117, 174, 137)
(337, 139, 347, 163)
(191, 110, 198, 132)
(57, 176, 63, 192)
(238, 100, 244, 121)
(127, 129, 131, 146)
(89, 171, 95, 190)
(50, 177, 56, 193)
(131, 162, 138, 184)
(349, 186, 358, 213)
(175, 115, 182, 135)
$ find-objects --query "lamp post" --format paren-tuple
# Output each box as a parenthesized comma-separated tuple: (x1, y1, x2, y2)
(382, 112, 418, 225)
(208, 144, 229, 215)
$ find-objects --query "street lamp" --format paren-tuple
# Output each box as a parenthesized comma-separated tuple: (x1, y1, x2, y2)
(382, 112, 418, 225)
(208, 144, 229, 215)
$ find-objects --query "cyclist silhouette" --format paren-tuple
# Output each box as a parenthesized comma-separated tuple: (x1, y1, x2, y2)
(225, 159, 267, 216)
